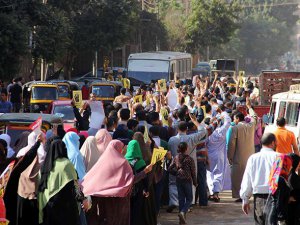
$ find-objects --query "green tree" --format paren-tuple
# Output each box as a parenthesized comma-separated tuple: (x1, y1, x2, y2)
(158, 0, 187, 51)
(0, 13, 28, 79)
(185, 0, 240, 54)
(212, 0, 299, 73)
(139, 10, 168, 52)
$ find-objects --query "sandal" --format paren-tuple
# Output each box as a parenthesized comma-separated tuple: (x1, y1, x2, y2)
(212, 193, 220, 202)
(208, 195, 214, 201)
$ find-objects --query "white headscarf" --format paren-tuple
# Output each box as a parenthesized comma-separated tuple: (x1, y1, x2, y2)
(16, 131, 46, 164)
(0, 134, 15, 158)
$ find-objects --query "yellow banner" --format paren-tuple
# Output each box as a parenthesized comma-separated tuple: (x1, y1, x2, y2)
(151, 148, 167, 165)
(158, 79, 167, 92)
(72, 90, 82, 108)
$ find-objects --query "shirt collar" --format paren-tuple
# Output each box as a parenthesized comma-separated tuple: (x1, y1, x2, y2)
(260, 147, 275, 153)
(277, 127, 286, 130)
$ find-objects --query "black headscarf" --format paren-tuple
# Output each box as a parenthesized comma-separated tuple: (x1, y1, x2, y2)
(288, 153, 300, 191)
(57, 124, 66, 140)
(79, 135, 86, 149)
(39, 137, 69, 192)
(289, 153, 300, 172)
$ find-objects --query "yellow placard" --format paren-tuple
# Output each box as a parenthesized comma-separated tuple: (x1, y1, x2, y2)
(158, 79, 167, 92)
(134, 95, 143, 103)
(238, 71, 245, 87)
(151, 148, 167, 165)
(123, 78, 130, 89)
(72, 90, 82, 108)
(160, 107, 169, 126)
(201, 105, 206, 119)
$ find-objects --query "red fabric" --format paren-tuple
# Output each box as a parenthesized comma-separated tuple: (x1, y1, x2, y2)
(79, 131, 88, 139)
(81, 86, 89, 100)
(66, 128, 79, 134)
(0, 198, 6, 221)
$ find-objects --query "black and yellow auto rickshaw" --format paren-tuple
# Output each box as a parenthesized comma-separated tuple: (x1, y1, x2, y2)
(89, 80, 122, 105)
(22, 81, 58, 113)
(51, 80, 80, 100)
(0, 113, 63, 145)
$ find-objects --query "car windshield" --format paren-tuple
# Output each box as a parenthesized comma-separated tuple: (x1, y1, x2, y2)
(53, 105, 75, 121)
(58, 85, 70, 98)
(127, 59, 169, 84)
(91, 85, 115, 98)
(32, 87, 58, 100)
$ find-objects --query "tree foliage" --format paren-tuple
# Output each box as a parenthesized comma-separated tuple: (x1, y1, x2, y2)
(0, 13, 28, 79)
(0, 0, 139, 79)
(157, 0, 187, 51)
(212, 0, 298, 73)
(185, 0, 240, 54)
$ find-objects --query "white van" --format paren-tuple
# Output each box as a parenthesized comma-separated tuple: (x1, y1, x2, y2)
(264, 84, 300, 141)
(127, 51, 192, 87)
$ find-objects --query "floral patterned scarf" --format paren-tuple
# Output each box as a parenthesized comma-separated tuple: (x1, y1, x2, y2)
(269, 154, 292, 195)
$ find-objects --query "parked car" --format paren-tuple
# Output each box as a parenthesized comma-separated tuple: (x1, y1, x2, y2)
(47, 100, 76, 131)
(0, 113, 62, 145)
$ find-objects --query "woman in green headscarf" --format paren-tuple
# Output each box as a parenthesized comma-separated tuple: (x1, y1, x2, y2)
(125, 140, 146, 173)
(38, 137, 82, 225)
(125, 140, 147, 225)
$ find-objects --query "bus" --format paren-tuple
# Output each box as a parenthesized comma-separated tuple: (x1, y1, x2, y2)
(127, 51, 192, 87)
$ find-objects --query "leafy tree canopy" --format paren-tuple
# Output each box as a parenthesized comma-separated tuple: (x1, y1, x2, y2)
(185, 0, 240, 54)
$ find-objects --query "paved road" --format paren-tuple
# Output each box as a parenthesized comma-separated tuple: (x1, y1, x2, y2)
(158, 191, 254, 225)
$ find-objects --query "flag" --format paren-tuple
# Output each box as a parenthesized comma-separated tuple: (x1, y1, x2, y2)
(29, 116, 42, 133)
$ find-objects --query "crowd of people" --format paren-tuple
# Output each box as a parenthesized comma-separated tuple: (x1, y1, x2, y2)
(0, 73, 299, 225)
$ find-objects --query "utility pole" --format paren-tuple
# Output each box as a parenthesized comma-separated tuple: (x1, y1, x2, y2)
(40, 0, 47, 81)
(95, 51, 98, 77)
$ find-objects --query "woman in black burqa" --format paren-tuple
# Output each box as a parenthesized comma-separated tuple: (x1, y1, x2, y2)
(288, 153, 300, 225)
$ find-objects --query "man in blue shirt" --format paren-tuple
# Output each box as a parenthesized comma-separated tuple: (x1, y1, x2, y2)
(0, 89, 12, 113)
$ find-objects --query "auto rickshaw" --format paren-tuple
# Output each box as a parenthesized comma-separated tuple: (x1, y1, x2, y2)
(22, 81, 58, 113)
(0, 113, 63, 145)
(50, 80, 80, 100)
(89, 80, 123, 105)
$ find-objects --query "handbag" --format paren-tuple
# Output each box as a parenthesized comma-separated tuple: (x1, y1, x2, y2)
(168, 155, 187, 176)
(168, 156, 179, 176)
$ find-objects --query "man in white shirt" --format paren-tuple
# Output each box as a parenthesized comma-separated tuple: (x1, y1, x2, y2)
(240, 133, 278, 225)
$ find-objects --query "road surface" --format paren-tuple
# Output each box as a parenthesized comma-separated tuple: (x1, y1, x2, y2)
(158, 191, 254, 225)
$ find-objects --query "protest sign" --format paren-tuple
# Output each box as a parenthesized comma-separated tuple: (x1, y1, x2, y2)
(72, 90, 82, 108)
(134, 95, 143, 103)
(158, 79, 167, 92)
(0, 160, 15, 198)
(29, 116, 42, 134)
(89, 101, 105, 129)
(151, 148, 167, 165)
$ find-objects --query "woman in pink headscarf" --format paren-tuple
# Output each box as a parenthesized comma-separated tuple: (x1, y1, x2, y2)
(81, 140, 152, 225)
(95, 129, 112, 156)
